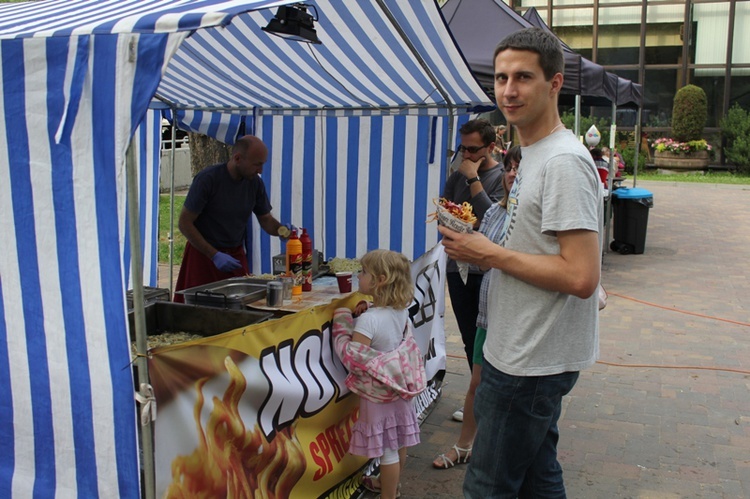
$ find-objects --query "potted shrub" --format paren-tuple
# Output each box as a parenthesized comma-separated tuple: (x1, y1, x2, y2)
(653, 84, 711, 170)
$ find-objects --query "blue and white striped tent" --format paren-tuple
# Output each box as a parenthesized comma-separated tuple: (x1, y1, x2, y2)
(0, 0, 492, 496)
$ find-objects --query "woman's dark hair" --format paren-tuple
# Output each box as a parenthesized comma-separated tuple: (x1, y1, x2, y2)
(500, 146, 522, 208)
(503, 145, 522, 169)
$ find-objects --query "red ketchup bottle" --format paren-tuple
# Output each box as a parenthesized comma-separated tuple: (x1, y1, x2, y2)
(300, 228, 313, 292)
(286, 230, 303, 296)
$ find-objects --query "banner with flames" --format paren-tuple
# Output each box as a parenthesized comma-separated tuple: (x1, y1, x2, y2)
(149, 245, 447, 498)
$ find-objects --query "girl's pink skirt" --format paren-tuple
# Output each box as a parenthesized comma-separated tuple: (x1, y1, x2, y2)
(348, 397, 420, 458)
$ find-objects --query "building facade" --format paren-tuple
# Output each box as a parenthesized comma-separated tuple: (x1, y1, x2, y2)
(509, 0, 749, 155)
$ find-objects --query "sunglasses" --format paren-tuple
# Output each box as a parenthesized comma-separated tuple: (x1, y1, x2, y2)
(458, 144, 489, 154)
(504, 163, 519, 173)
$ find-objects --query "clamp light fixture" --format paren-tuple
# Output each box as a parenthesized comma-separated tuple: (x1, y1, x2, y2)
(262, 3, 321, 44)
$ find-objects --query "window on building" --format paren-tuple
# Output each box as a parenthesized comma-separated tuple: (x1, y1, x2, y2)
(691, 2, 730, 71)
(644, 68, 679, 128)
(732, 2, 750, 68)
(689, 72, 725, 127)
(596, 6, 642, 66)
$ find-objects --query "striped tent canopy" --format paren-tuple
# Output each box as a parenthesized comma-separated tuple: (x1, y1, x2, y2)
(0, 1, 491, 497)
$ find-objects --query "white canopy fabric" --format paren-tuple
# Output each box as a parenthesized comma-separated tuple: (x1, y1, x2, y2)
(0, 1, 491, 497)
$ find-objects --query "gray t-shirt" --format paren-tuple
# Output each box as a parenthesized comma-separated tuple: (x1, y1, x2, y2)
(484, 129, 602, 376)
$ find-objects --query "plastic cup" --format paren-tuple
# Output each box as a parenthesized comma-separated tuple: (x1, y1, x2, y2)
(335, 272, 352, 293)
(279, 276, 294, 301)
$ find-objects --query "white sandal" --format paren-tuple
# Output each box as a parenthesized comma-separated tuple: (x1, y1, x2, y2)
(432, 444, 472, 469)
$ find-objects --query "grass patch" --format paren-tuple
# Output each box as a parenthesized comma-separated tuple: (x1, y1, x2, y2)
(634, 169, 750, 185)
(159, 194, 186, 263)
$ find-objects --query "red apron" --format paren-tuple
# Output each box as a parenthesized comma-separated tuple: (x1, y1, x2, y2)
(173, 242, 249, 302)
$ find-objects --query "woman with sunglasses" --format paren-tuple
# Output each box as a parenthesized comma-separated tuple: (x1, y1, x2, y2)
(440, 118, 506, 423)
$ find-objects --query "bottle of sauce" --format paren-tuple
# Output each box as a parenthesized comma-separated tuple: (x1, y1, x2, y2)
(286, 230, 303, 295)
(300, 228, 313, 292)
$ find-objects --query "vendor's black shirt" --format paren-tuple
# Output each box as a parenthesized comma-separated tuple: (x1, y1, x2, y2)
(184, 163, 272, 248)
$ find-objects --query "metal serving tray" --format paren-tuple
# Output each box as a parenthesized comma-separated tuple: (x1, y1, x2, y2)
(126, 286, 170, 310)
(175, 277, 270, 310)
(128, 301, 274, 340)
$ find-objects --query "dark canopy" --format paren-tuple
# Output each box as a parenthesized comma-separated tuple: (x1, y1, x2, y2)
(441, 0, 642, 108)
(522, 7, 642, 107)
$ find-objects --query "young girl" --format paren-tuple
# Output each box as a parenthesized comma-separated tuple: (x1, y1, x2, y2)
(346, 249, 421, 499)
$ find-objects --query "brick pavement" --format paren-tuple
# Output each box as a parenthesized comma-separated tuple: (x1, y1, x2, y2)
(390, 180, 750, 498)
(158, 180, 750, 498)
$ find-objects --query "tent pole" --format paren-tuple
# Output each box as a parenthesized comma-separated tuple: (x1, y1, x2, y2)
(126, 140, 157, 499)
(374, 0, 459, 174)
(447, 113, 456, 165)
(603, 101, 617, 255)
(169, 115, 176, 297)
(633, 107, 642, 188)
(374, 0, 453, 112)
(574, 95, 581, 138)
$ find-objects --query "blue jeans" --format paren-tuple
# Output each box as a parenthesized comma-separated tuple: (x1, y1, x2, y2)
(463, 361, 580, 499)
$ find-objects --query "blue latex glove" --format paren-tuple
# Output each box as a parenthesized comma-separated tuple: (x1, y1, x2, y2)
(211, 251, 242, 272)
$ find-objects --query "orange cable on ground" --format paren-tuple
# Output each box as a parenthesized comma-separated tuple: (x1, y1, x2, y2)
(444, 290, 750, 375)
(598, 291, 750, 375)
(595, 360, 750, 375)
(607, 291, 750, 327)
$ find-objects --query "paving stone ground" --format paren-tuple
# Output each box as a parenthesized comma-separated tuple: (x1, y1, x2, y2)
(160, 180, 750, 498)
(391, 180, 750, 498)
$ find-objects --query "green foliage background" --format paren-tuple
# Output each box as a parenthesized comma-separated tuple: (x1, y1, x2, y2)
(671, 85, 708, 142)
(720, 104, 750, 172)
(159, 195, 186, 263)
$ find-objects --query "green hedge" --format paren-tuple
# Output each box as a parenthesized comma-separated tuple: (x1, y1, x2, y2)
(672, 85, 707, 142)
(720, 104, 750, 172)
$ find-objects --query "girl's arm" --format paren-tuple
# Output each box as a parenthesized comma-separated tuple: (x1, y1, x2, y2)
(351, 332, 372, 347)
(353, 300, 370, 318)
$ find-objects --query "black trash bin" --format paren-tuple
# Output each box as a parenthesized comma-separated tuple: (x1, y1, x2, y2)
(610, 187, 654, 254)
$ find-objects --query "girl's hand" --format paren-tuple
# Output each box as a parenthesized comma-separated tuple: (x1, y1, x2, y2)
(353, 300, 370, 318)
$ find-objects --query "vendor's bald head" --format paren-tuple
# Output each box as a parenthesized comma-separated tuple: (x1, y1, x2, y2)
(229, 135, 268, 179)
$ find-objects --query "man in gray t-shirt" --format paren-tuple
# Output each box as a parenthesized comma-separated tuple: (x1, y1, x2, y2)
(439, 27, 602, 498)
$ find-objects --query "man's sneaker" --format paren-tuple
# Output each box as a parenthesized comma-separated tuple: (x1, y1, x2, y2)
(452, 407, 464, 422)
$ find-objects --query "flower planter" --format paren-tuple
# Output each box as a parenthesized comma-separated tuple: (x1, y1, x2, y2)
(653, 150, 709, 170)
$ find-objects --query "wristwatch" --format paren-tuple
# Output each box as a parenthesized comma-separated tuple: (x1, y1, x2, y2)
(465, 175, 481, 186)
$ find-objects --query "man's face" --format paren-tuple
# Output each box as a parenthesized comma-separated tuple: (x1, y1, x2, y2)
(493, 49, 557, 129)
(458, 131, 492, 163)
(236, 145, 267, 179)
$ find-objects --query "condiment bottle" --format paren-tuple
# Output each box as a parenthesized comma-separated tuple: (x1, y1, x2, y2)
(300, 228, 313, 292)
(286, 230, 303, 295)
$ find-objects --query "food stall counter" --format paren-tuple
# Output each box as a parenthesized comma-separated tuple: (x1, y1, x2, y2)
(247, 275, 362, 314)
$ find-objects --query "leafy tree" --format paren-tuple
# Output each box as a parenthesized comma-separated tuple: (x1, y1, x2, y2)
(720, 104, 750, 172)
(620, 147, 647, 174)
(560, 111, 611, 147)
(188, 133, 231, 176)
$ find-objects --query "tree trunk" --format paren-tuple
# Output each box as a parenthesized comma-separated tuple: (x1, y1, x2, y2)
(188, 132, 231, 176)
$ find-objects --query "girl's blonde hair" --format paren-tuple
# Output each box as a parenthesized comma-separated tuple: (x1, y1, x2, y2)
(359, 249, 414, 309)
